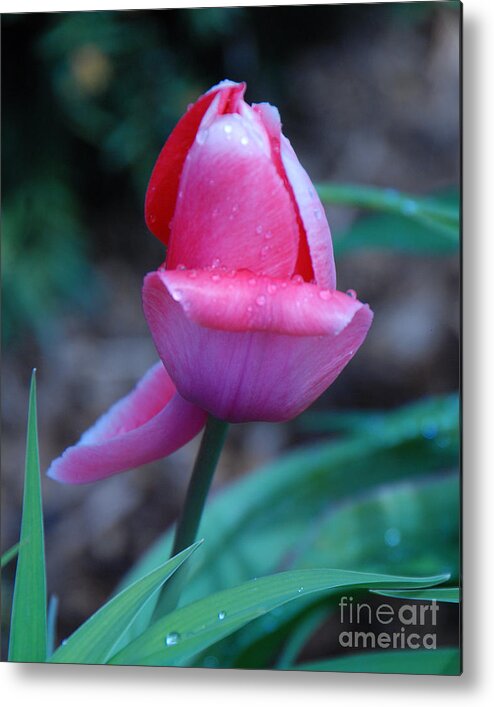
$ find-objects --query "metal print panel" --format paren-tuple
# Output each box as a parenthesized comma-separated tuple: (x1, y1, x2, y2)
(1, 1, 461, 675)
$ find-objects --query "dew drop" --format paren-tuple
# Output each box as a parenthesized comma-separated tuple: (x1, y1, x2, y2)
(314, 209, 322, 220)
(298, 587, 304, 594)
(149, 214, 157, 224)
(61, 639, 68, 647)
(211, 273, 221, 282)
(346, 289, 357, 299)
(255, 225, 263, 234)
(264, 230, 273, 240)
(176, 263, 187, 271)
(248, 277, 257, 286)
(240, 136, 249, 146)
(267, 284, 277, 295)
(319, 289, 331, 300)
(261, 245, 270, 257)
(421, 422, 438, 440)
(403, 199, 418, 215)
(188, 269, 198, 278)
(212, 258, 221, 269)
(291, 274, 304, 284)
(196, 128, 208, 145)
(172, 289, 183, 302)
(165, 631, 181, 647)
(256, 295, 266, 306)
(384, 528, 401, 548)
(218, 611, 226, 621)
(224, 123, 233, 133)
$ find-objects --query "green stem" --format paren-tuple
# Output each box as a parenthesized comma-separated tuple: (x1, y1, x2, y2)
(153, 415, 229, 618)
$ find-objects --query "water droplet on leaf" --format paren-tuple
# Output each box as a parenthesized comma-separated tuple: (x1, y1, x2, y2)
(165, 632, 181, 646)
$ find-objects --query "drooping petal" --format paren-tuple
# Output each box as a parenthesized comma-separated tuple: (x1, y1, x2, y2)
(46, 363, 207, 484)
(254, 103, 336, 289)
(145, 80, 246, 245)
(166, 100, 300, 278)
(156, 268, 362, 336)
(143, 271, 373, 423)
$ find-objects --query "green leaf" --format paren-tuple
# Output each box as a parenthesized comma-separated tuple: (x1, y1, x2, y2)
(295, 648, 460, 675)
(316, 183, 459, 246)
(333, 213, 458, 256)
(8, 371, 47, 663)
(1, 542, 21, 568)
(210, 474, 459, 669)
(50, 541, 202, 664)
(371, 587, 460, 603)
(109, 569, 448, 667)
(115, 395, 459, 647)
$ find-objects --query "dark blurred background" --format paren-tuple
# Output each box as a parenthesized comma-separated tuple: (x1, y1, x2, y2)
(1, 3, 460, 653)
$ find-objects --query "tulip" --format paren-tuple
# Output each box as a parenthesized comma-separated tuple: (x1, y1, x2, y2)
(46, 363, 207, 484)
(143, 80, 373, 423)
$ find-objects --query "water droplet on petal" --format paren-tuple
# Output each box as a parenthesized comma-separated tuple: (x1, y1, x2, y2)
(264, 230, 273, 240)
(346, 289, 357, 299)
(61, 639, 68, 647)
(176, 263, 187, 271)
(261, 245, 270, 257)
(240, 136, 249, 146)
(212, 258, 221, 268)
(172, 289, 183, 302)
(165, 631, 181, 646)
(255, 225, 263, 234)
(196, 128, 208, 145)
(267, 284, 277, 294)
(218, 611, 226, 621)
(224, 123, 233, 133)
(256, 295, 266, 306)
(248, 277, 257, 286)
(291, 274, 304, 284)
(149, 214, 157, 224)
(319, 289, 331, 300)
(211, 273, 221, 282)
(188, 270, 197, 279)
(314, 209, 322, 220)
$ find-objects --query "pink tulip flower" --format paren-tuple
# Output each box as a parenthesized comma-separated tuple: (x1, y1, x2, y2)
(47, 363, 207, 483)
(143, 80, 373, 423)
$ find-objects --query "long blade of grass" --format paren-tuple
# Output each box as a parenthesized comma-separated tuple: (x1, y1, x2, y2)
(1, 542, 21, 568)
(8, 370, 47, 662)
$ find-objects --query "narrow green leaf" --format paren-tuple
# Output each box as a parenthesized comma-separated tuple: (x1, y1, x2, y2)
(371, 587, 460, 603)
(1, 542, 21, 568)
(110, 569, 448, 667)
(8, 371, 47, 663)
(47, 595, 59, 658)
(50, 541, 202, 665)
(316, 182, 459, 242)
(295, 648, 460, 675)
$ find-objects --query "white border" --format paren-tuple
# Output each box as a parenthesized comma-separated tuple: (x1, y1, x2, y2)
(2, 0, 493, 704)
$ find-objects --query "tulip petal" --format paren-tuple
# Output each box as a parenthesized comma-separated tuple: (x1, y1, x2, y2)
(166, 104, 300, 278)
(145, 80, 246, 245)
(155, 268, 362, 336)
(254, 103, 336, 289)
(46, 363, 207, 484)
(143, 271, 373, 423)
